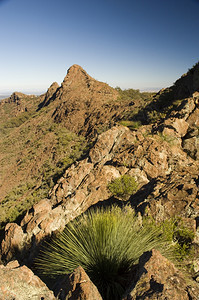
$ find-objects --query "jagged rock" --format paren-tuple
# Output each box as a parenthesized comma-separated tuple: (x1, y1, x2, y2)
(183, 136, 199, 160)
(134, 169, 199, 222)
(179, 95, 199, 160)
(8, 92, 34, 103)
(123, 249, 199, 300)
(1, 223, 26, 262)
(48, 64, 119, 136)
(175, 97, 196, 120)
(41, 81, 60, 107)
(157, 62, 199, 101)
(1, 199, 66, 263)
(51, 159, 121, 222)
(1, 92, 36, 114)
(173, 62, 199, 98)
(89, 125, 127, 164)
(186, 107, 199, 128)
(2, 124, 199, 263)
(0, 260, 55, 299)
(54, 266, 102, 300)
(163, 118, 189, 137)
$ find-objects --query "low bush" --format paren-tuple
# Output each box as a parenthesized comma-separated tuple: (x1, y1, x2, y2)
(119, 120, 142, 130)
(161, 218, 195, 260)
(108, 174, 138, 200)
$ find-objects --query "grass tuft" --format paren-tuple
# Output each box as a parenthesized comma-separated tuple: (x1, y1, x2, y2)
(35, 206, 173, 300)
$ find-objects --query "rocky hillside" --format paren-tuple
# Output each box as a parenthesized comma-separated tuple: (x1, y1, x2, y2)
(0, 63, 199, 299)
(0, 65, 153, 228)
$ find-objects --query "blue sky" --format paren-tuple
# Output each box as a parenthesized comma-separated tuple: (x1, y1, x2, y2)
(0, 0, 199, 94)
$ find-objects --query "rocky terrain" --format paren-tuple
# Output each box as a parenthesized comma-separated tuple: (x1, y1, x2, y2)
(0, 63, 199, 299)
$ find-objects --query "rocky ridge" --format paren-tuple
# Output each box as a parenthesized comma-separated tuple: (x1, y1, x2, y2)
(39, 64, 120, 136)
(0, 63, 199, 299)
(0, 65, 150, 202)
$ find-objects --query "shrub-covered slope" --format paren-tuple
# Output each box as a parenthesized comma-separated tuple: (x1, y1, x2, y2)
(0, 65, 153, 229)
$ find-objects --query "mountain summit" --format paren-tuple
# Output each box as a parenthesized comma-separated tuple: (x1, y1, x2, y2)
(62, 64, 95, 89)
(40, 64, 119, 135)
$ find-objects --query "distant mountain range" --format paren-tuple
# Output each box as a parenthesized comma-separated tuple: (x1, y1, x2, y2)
(0, 95, 11, 100)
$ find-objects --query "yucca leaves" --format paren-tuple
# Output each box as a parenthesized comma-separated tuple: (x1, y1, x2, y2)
(36, 206, 172, 299)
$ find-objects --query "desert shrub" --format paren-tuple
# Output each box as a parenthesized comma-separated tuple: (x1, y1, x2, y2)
(147, 110, 167, 123)
(119, 120, 142, 130)
(0, 187, 36, 230)
(159, 218, 195, 261)
(116, 87, 154, 102)
(35, 206, 172, 300)
(3, 112, 32, 128)
(108, 174, 138, 200)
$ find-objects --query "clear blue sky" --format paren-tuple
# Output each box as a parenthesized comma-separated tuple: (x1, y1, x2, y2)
(0, 0, 199, 94)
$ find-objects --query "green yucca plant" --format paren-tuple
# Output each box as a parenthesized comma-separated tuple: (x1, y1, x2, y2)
(35, 206, 172, 300)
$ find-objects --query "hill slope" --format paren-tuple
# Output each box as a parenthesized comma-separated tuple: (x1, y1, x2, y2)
(0, 65, 153, 228)
(0, 63, 199, 299)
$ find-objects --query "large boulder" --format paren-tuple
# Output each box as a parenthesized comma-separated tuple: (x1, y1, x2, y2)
(123, 249, 199, 300)
(133, 169, 199, 222)
(0, 260, 55, 299)
(1, 199, 66, 264)
(54, 266, 102, 300)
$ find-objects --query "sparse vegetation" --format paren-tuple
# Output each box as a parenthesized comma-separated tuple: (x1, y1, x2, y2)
(156, 132, 178, 145)
(0, 113, 89, 229)
(108, 174, 138, 200)
(0, 182, 36, 229)
(147, 110, 167, 123)
(116, 87, 154, 103)
(158, 217, 195, 261)
(119, 120, 142, 130)
(1, 111, 32, 129)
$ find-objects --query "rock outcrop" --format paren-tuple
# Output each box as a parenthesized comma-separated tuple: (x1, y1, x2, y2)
(0, 260, 55, 300)
(1, 123, 199, 264)
(40, 81, 60, 107)
(173, 62, 199, 99)
(156, 62, 199, 102)
(38, 64, 120, 137)
(54, 266, 102, 300)
(123, 249, 199, 300)
(1, 199, 65, 264)
(0, 91, 36, 115)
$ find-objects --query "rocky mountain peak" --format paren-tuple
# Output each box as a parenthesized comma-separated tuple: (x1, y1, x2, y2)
(65, 64, 91, 78)
(42, 64, 119, 135)
(61, 64, 95, 90)
(7, 92, 35, 103)
(40, 81, 60, 107)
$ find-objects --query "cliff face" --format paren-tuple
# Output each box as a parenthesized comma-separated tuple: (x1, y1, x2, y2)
(0, 63, 199, 299)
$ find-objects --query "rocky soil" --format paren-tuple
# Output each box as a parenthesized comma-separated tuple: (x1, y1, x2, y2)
(0, 63, 199, 299)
